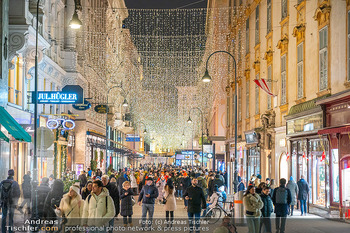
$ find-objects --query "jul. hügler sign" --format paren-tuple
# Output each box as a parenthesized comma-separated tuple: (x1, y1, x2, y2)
(32, 85, 84, 104)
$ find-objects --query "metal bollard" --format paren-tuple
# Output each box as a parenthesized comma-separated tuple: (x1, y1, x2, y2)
(233, 191, 246, 226)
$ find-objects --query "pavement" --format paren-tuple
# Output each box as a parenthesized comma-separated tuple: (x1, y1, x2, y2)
(1, 196, 349, 232)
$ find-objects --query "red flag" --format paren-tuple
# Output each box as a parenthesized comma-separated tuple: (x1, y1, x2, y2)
(254, 79, 276, 96)
(321, 151, 326, 161)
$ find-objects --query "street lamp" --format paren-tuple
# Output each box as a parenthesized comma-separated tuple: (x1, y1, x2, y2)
(202, 50, 238, 194)
(69, 0, 82, 29)
(187, 107, 204, 168)
(105, 85, 127, 173)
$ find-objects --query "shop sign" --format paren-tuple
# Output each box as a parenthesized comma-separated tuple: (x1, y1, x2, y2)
(47, 118, 75, 130)
(94, 105, 109, 114)
(126, 134, 140, 142)
(72, 99, 91, 111)
(32, 85, 84, 104)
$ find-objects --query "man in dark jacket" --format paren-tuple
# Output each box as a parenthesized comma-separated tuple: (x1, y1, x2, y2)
(260, 186, 273, 233)
(181, 173, 191, 208)
(207, 173, 215, 197)
(18, 173, 32, 214)
(272, 178, 292, 233)
(297, 175, 309, 216)
(117, 172, 127, 193)
(102, 175, 120, 233)
(36, 177, 51, 218)
(138, 177, 159, 229)
(1, 169, 21, 233)
(184, 178, 206, 233)
(78, 170, 88, 190)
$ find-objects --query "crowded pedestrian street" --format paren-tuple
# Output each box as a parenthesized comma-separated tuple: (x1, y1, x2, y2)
(1, 0, 350, 232)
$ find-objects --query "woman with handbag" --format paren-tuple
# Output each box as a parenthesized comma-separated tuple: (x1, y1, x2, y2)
(163, 179, 176, 228)
(55, 184, 84, 229)
(120, 181, 134, 227)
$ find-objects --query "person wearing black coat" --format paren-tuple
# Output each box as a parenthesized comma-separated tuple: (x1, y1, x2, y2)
(181, 174, 191, 208)
(43, 179, 64, 232)
(297, 175, 309, 216)
(272, 178, 292, 233)
(36, 177, 51, 218)
(81, 181, 92, 200)
(183, 178, 206, 233)
(120, 181, 134, 227)
(117, 172, 127, 193)
(260, 186, 274, 233)
(102, 175, 120, 233)
(138, 177, 159, 229)
(18, 174, 32, 214)
(207, 174, 215, 197)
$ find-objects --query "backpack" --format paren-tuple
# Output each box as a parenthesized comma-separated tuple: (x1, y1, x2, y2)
(0, 180, 13, 206)
(275, 187, 288, 204)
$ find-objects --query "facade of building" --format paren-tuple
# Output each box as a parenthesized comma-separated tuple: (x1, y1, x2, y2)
(205, 0, 350, 218)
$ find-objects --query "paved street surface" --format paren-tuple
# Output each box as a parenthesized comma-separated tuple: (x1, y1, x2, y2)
(1, 196, 349, 232)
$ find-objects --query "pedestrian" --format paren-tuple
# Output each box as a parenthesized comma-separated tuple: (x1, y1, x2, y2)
(183, 178, 206, 233)
(212, 174, 224, 190)
(102, 175, 120, 233)
(156, 174, 167, 204)
(36, 177, 51, 218)
(286, 176, 298, 216)
(81, 181, 92, 200)
(95, 168, 103, 177)
(237, 176, 245, 192)
(255, 174, 262, 188)
(265, 178, 271, 187)
(120, 181, 134, 227)
(213, 216, 237, 233)
(55, 184, 83, 229)
(256, 182, 266, 194)
(117, 171, 127, 192)
(48, 174, 55, 188)
(297, 175, 309, 216)
(78, 170, 88, 191)
(82, 180, 115, 231)
(260, 186, 273, 233)
(18, 173, 31, 215)
(272, 178, 292, 233)
(202, 185, 221, 217)
(207, 173, 215, 197)
(181, 172, 191, 209)
(243, 185, 263, 233)
(138, 177, 159, 230)
(163, 179, 176, 228)
(197, 172, 208, 201)
(270, 179, 276, 196)
(0, 169, 21, 233)
(87, 167, 92, 177)
(44, 179, 64, 223)
(130, 171, 138, 194)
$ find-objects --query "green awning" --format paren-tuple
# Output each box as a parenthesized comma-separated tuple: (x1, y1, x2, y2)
(0, 106, 31, 142)
(287, 94, 331, 116)
(0, 131, 9, 143)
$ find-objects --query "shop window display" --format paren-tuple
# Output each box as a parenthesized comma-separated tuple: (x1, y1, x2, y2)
(279, 153, 289, 180)
(331, 149, 339, 203)
(341, 156, 350, 208)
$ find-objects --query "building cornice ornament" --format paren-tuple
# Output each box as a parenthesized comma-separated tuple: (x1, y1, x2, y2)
(313, 1, 331, 27)
(264, 48, 273, 64)
(277, 34, 289, 54)
(244, 68, 250, 79)
(8, 32, 26, 65)
(253, 60, 260, 72)
(292, 23, 306, 43)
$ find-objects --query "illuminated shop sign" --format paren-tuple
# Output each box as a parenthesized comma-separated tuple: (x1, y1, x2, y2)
(47, 118, 75, 130)
(32, 85, 84, 104)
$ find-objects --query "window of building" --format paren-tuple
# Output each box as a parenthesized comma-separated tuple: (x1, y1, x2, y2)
(267, 0, 272, 34)
(255, 5, 259, 46)
(267, 65, 272, 109)
(8, 57, 23, 106)
(281, 55, 287, 105)
(246, 18, 249, 54)
(238, 30, 242, 62)
(255, 74, 259, 115)
(297, 43, 304, 99)
(281, 0, 288, 20)
(297, 0, 304, 5)
(348, 11, 350, 82)
(246, 80, 250, 118)
(319, 26, 328, 91)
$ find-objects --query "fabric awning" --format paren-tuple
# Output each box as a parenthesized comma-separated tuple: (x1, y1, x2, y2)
(0, 106, 31, 142)
(318, 125, 350, 135)
(0, 131, 9, 142)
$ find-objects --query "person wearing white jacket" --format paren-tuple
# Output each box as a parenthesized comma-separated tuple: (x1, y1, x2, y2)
(82, 180, 116, 231)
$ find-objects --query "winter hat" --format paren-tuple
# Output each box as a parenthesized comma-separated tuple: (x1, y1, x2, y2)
(42, 177, 49, 184)
(8, 169, 15, 176)
(266, 178, 270, 181)
(70, 185, 80, 195)
(290, 176, 294, 181)
(146, 177, 153, 181)
(257, 174, 262, 179)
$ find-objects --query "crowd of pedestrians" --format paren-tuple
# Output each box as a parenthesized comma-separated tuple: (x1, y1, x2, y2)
(0, 165, 310, 233)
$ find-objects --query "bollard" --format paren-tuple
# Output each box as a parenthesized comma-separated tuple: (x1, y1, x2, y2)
(233, 190, 246, 226)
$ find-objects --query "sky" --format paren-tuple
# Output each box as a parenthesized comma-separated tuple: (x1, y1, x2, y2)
(124, 0, 207, 9)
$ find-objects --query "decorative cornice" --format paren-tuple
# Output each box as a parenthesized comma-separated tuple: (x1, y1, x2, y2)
(277, 34, 289, 53)
(279, 103, 289, 113)
(314, 2, 331, 27)
(295, 97, 306, 105)
(245, 68, 250, 79)
(264, 48, 273, 64)
(253, 60, 260, 72)
(316, 89, 331, 98)
(292, 23, 306, 42)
